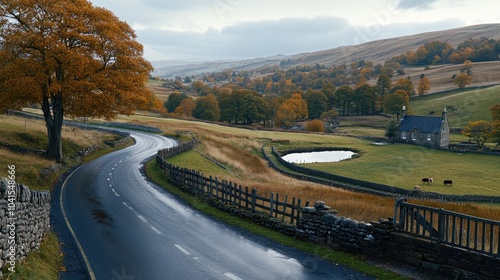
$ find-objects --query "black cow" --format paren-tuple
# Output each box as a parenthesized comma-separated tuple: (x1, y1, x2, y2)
(443, 180, 453, 186)
(421, 178, 433, 184)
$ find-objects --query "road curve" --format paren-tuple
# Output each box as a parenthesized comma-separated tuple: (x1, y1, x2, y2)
(60, 130, 374, 279)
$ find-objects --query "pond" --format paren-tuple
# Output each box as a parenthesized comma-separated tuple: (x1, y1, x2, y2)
(282, 150, 356, 164)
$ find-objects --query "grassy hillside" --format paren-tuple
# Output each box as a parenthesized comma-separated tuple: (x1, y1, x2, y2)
(410, 85, 499, 127)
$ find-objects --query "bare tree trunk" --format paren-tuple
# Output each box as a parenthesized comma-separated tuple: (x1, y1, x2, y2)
(42, 93, 64, 162)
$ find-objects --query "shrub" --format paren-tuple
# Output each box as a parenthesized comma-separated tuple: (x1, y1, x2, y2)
(305, 119, 325, 132)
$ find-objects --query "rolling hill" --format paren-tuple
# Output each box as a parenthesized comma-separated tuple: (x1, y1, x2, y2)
(152, 23, 500, 79)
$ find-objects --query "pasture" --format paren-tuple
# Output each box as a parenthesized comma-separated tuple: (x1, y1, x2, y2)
(410, 85, 500, 127)
(108, 114, 500, 223)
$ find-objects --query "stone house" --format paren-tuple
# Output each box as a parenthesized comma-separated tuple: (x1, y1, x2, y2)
(398, 106, 450, 149)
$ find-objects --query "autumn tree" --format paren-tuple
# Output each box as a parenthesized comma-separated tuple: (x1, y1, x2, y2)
(164, 92, 187, 113)
(174, 97, 195, 117)
(0, 0, 156, 162)
(461, 60, 473, 76)
(392, 77, 416, 96)
(454, 73, 473, 89)
(417, 77, 431, 95)
(461, 120, 493, 150)
(192, 94, 221, 121)
(275, 93, 308, 127)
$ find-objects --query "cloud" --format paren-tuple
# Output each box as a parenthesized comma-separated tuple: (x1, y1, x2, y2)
(138, 16, 358, 60)
(138, 16, 467, 61)
(396, 0, 439, 10)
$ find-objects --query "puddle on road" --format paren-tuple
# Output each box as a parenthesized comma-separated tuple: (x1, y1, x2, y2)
(92, 209, 113, 226)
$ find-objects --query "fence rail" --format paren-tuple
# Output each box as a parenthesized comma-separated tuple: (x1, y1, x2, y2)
(394, 199, 500, 257)
(156, 155, 308, 226)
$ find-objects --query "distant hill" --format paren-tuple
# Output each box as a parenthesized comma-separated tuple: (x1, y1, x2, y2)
(151, 24, 500, 79)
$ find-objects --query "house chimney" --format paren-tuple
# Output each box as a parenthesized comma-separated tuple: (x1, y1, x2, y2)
(401, 106, 406, 120)
(442, 107, 447, 120)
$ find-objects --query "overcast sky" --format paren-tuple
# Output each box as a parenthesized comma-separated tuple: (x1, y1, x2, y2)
(88, 0, 500, 62)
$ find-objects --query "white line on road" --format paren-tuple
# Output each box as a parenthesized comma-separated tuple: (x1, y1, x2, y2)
(151, 226, 162, 234)
(137, 215, 147, 223)
(224, 272, 243, 280)
(122, 202, 134, 211)
(111, 188, 120, 197)
(175, 244, 191, 256)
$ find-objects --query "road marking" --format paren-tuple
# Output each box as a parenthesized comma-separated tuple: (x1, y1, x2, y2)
(111, 188, 120, 197)
(151, 226, 162, 234)
(224, 273, 243, 280)
(107, 178, 110, 181)
(137, 215, 147, 223)
(175, 244, 191, 255)
(112, 167, 115, 170)
(109, 173, 112, 176)
(122, 202, 134, 211)
(60, 166, 97, 280)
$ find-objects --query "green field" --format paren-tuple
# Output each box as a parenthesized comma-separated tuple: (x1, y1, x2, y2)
(410, 85, 500, 127)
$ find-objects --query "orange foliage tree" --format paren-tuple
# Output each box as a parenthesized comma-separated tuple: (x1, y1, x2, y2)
(0, 0, 155, 162)
(454, 73, 473, 89)
(417, 77, 431, 96)
(275, 93, 308, 127)
(462, 120, 493, 150)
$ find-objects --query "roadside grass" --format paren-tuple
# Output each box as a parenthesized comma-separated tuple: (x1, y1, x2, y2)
(3, 232, 62, 280)
(0, 115, 128, 190)
(0, 114, 132, 279)
(144, 159, 407, 280)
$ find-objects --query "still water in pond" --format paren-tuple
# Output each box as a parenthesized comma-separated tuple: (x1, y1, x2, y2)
(282, 150, 356, 164)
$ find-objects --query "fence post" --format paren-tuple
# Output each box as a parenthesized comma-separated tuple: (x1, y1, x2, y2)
(209, 176, 213, 197)
(394, 198, 407, 230)
(245, 187, 249, 210)
(251, 189, 257, 212)
(290, 197, 296, 225)
(438, 208, 445, 242)
(282, 195, 288, 221)
(215, 177, 219, 199)
(269, 193, 275, 218)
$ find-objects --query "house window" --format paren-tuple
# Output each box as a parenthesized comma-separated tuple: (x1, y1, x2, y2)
(402, 131, 407, 140)
(411, 132, 417, 141)
(427, 133, 432, 141)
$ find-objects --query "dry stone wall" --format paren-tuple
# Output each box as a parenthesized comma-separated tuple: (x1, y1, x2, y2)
(0, 178, 51, 276)
(299, 201, 500, 280)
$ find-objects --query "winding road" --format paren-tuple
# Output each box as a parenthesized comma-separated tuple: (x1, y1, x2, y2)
(60, 130, 374, 279)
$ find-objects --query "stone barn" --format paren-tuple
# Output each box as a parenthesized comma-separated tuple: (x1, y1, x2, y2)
(398, 106, 450, 149)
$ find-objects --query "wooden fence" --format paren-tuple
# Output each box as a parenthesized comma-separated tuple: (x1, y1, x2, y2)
(156, 156, 308, 226)
(394, 199, 500, 257)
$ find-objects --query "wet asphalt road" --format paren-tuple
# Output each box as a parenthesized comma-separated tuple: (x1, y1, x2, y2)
(58, 131, 375, 279)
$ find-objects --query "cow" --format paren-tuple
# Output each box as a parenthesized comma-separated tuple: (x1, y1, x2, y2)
(443, 180, 453, 186)
(413, 185, 421, 190)
(421, 178, 433, 184)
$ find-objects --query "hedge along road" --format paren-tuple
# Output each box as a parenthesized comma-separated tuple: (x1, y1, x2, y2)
(59, 129, 374, 280)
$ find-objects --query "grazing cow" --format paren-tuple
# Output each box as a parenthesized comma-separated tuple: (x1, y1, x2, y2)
(421, 178, 431, 184)
(443, 180, 453, 186)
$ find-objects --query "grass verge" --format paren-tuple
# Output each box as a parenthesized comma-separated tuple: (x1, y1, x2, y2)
(144, 159, 408, 280)
(2, 232, 62, 280)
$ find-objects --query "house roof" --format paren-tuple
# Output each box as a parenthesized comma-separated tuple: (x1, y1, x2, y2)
(399, 115, 444, 133)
